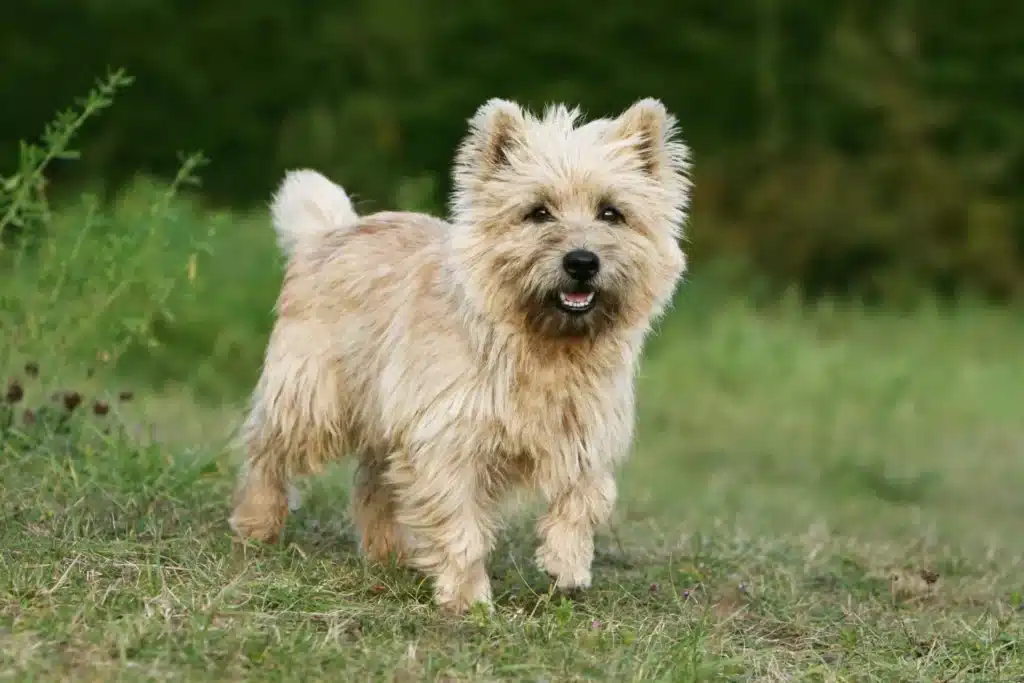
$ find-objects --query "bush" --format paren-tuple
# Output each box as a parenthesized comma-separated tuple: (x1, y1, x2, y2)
(687, 10, 1022, 304)
(0, 71, 218, 389)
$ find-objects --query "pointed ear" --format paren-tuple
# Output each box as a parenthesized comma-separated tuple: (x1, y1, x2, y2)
(609, 98, 690, 182)
(454, 98, 528, 181)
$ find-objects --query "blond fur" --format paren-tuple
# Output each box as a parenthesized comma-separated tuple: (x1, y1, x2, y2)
(229, 98, 692, 614)
(269, 168, 360, 256)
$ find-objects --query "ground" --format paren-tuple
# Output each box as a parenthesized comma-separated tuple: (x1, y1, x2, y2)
(3, 293, 1023, 682)
(2, 197, 1023, 681)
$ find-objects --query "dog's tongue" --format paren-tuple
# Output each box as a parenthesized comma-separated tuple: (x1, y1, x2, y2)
(564, 292, 591, 304)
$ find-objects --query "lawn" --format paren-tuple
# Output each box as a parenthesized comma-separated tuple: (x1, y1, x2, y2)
(2, 188, 1024, 681)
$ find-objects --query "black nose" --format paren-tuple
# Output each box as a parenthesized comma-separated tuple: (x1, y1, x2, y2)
(562, 249, 600, 281)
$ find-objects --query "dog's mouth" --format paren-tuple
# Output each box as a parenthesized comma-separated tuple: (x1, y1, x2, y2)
(555, 286, 597, 315)
(526, 283, 620, 338)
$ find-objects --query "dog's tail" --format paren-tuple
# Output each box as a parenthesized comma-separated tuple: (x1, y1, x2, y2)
(270, 169, 360, 257)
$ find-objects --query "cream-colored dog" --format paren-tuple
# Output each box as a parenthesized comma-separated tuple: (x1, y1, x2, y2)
(229, 98, 691, 613)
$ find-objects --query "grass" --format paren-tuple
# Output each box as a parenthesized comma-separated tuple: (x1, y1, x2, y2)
(3, 264, 1023, 681)
(2, 79, 1023, 681)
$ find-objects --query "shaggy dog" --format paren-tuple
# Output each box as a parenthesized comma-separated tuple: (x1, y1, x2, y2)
(229, 98, 692, 613)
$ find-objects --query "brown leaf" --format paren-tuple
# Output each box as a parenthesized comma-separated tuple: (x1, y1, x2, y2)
(5, 380, 24, 404)
(62, 391, 82, 412)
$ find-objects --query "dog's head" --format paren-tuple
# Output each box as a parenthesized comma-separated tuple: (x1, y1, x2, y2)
(448, 98, 691, 340)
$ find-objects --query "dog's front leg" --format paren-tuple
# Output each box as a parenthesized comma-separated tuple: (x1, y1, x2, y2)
(386, 449, 498, 615)
(535, 466, 617, 592)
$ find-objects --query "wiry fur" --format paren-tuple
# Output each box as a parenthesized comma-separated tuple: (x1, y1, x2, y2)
(229, 98, 692, 614)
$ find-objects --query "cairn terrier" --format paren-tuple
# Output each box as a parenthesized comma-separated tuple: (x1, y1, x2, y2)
(229, 97, 692, 613)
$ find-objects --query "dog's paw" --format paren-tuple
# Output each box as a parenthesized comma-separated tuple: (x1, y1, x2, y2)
(360, 525, 407, 566)
(229, 512, 282, 544)
(438, 592, 494, 617)
(434, 566, 493, 616)
(536, 542, 593, 591)
(229, 494, 288, 544)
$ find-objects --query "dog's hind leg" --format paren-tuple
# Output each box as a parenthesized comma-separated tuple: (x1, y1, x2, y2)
(230, 331, 345, 543)
(229, 454, 290, 544)
(351, 456, 406, 564)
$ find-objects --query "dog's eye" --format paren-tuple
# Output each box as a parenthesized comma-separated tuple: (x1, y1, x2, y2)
(597, 205, 625, 224)
(525, 205, 553, 223)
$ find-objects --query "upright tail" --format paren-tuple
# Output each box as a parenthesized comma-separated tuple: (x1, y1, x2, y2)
(270, 169, 360, 257)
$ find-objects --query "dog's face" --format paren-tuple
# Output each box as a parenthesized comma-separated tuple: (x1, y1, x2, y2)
(449, 98, 691, 340)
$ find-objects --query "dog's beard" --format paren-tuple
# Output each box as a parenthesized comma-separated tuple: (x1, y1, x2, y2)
(518, 282, 624, 339)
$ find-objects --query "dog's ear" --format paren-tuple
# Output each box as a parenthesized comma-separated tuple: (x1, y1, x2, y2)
(608, 98, 690, 184)
(455, 99, 528, 181)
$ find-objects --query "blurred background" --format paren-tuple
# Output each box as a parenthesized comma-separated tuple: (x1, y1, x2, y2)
(3, 1, 1021, 306)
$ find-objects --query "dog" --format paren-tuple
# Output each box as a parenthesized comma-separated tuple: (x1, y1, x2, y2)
(229, 97, 692, 614)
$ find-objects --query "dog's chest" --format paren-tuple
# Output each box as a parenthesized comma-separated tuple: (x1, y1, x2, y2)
(484, 361, 633, 467)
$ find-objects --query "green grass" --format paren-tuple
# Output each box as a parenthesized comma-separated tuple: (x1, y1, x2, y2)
(3, 224, 1024, 682)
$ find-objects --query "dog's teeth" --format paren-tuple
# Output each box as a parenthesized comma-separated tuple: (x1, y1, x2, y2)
(559, 292, 594, 309)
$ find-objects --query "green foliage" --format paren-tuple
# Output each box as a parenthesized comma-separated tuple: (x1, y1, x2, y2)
(1, 1, 1021, 302)
(691, 10, 1024, 304)
(0, 72, 214, 388)
(0, 69, 132, 250)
